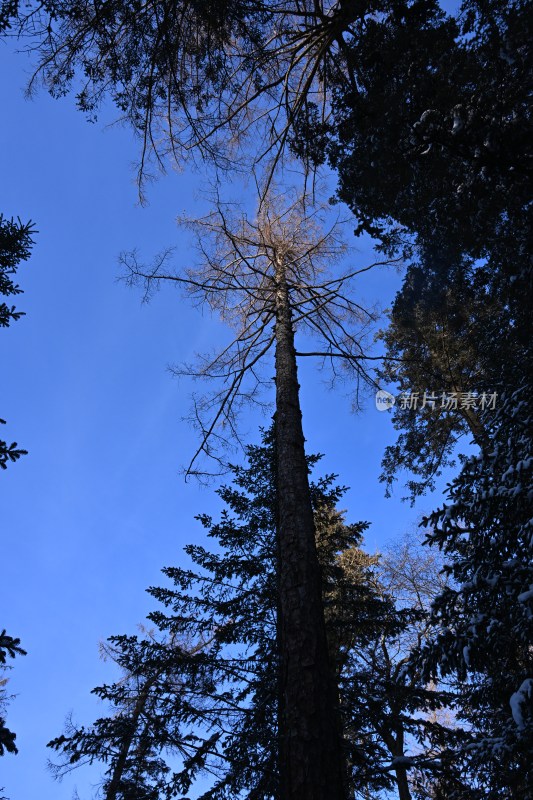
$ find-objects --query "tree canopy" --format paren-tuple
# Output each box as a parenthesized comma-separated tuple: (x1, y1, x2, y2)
(1, 0, 531, 796)
(417, 383, 533, 799)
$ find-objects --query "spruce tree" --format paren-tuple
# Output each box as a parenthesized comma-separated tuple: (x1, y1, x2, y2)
(418, 384, 533, 799)
(49, 430, 370, 798)
(49, 429, 462, 799)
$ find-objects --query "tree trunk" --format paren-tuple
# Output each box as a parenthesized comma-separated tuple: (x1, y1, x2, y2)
(106, 676, 156, 800)
(389, 727, 412, 800)
(274, 256, 346, 800)
(395, 767, 412, 800)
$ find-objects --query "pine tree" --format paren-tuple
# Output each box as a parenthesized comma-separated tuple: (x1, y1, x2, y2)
(49, 430, 370, 798)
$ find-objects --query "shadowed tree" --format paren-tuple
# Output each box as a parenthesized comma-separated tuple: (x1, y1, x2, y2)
(376, 246, 519, 501)
(325, 0, 531, 272)
(122, 189, 392, 798)
(341, 532, 474, 800)
(0, 212, 33, 781)
(0, 215, 34, 469)
(20, 0, 529, 265)
(48, 431, 381, 799)
(416, 383, 533, 799)
(0, 631, 26, 758)
(48, 432, 465, 799)
(20, 0, 365, 188)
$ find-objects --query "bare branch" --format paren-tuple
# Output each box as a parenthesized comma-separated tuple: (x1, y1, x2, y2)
(121, 186, 394, 474)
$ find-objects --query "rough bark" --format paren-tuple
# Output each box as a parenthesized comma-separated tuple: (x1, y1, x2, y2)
(274, 255, 346, 800)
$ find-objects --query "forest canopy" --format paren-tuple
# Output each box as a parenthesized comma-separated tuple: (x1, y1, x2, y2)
(1, 0, 531, 798)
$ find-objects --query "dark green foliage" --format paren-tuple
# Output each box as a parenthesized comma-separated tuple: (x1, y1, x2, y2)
(0, 2, 19, 34)
(49, 633, 224, 799)
(50, 430, 332, 798)
(0, 215, 33, 769)
(377, 246, 522, 501)
(0, 631, 26, 756)
(0, 215, 34, 329)
(0, 215, 35, 469)
(327, 0, 531, 268)
(0, 420, 27, 471)
(418, 385, 533, 798)
(48, 429, 463, 798)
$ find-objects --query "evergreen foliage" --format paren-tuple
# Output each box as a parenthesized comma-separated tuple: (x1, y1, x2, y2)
(325, 0, 531, 267)
(49, 430, 462, 799)
(418, 385, 533, 799)
(0, 631, 26, 756)
(0, 213, 32, 772)
(4, 1, 530, 795)
(0, 2, 19, 34)
(0, 214, 34, 469)
(376, 247, 522, 501)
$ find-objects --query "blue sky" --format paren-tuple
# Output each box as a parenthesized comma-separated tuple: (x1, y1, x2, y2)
(1, 36, 454, 800)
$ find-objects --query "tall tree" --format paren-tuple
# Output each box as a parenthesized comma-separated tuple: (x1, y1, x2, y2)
(416, 384, 533, 799)
(122, 191, 387, 798)
(376, 246, 520, 501)
(48, 431, 375, 798)
(14, 4, 530, 794)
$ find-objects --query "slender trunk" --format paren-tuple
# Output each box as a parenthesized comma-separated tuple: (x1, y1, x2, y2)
(274, 256, 346, 800)
(395, 767, 412, 800)
(106, 676, 156, 800)
(388, 727, 411, 800)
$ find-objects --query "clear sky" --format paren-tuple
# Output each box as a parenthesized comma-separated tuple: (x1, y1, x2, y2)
(1, 35, 455, 800)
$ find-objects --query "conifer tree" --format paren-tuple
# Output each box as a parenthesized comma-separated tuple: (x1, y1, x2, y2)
(49, 430, 371, 799)
(0, 632, 25, 757)
(0, 215, 34, 469)
(0, 213, 33, 769)
(49, 429, 463, 800)
(376, 246, 521, 501)
(417, 384, 533, 799)
(11, 3, 530, 794)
